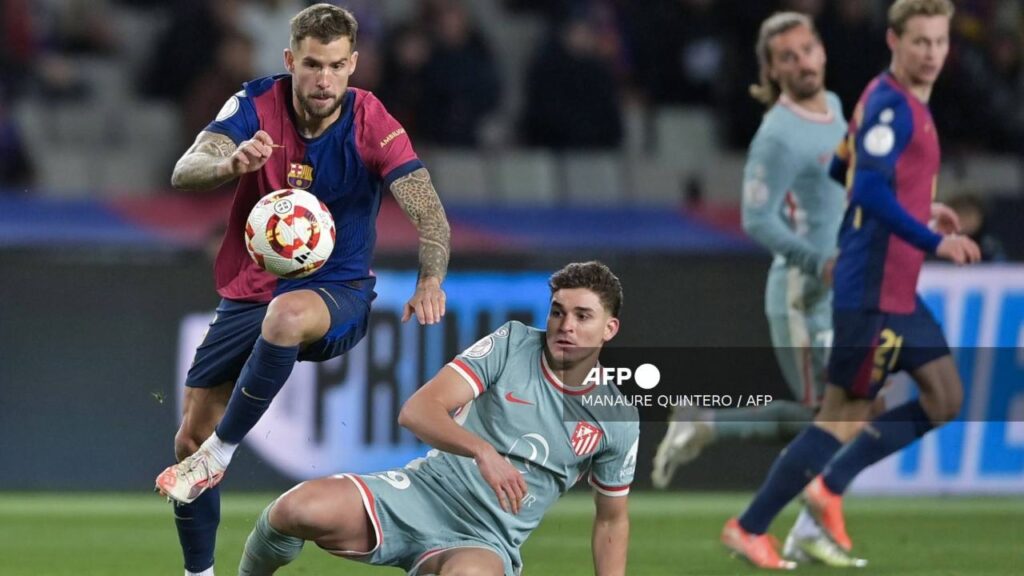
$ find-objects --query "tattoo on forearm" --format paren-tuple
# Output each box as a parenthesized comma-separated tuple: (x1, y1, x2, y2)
(195, 136, 236, 159)
(391, 168, 451, 282)
(171, 132, 238, 190)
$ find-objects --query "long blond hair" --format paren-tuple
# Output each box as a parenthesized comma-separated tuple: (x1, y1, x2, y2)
(749, 12, 818, 107)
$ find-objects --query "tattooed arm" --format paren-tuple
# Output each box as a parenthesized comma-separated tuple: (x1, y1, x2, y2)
(391, 168, 451, 324)
(171, 130, 276, 191)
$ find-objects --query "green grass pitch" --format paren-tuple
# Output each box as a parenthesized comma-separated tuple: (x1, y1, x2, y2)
(1, 492, 1020, 575)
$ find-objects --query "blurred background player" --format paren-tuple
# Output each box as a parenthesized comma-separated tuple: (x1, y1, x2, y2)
(653, 15, 849, 563)
(236, 262, 638, 576)
(652, 12, 846, 488)
(721, 0, 981, 569)
(154, 5, 451, 576)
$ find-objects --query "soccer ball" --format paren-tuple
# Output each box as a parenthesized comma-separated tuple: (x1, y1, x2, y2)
(245, 189, 335, 278)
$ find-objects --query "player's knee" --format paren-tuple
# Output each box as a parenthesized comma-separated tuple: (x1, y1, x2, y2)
(262, 298, 310, 344)
(919, 369, 964, 424)
(934, 392, 963, 424)
(268, 488, 310, 532)
(840, 419, 868, 440)
(270, 485, 330, 534)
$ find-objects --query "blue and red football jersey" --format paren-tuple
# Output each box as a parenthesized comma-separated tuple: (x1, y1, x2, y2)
(204, 74, 423, 302)
(832, 72, 943, 314)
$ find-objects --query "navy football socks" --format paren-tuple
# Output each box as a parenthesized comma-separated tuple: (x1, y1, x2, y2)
(174, 487, 220, 572)
(738, 425, 841, 535)
(216, 337, 300, 444)
(823, 400, 934, 495)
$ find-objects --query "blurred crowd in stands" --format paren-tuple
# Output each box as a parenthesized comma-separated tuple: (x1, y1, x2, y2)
(0, 0, 1021, 258)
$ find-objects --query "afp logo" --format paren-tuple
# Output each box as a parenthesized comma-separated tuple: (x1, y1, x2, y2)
(583, 363, 661, 390)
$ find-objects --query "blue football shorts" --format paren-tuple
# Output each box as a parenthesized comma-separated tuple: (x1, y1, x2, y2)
(184, 281, 373, 388)
(828, 295, 949, 399)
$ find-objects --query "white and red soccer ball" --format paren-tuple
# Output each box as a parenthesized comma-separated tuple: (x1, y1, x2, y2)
(245, 189, 335, 278)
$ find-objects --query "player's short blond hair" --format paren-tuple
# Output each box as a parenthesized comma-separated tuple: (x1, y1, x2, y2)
(290, 3, 358, 49)
(750, 12, 819, 107)
(549, 261, 623, 318)
(888, 0, 955, 36)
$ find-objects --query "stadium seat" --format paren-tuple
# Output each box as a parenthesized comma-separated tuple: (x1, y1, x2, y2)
(700, 153, 747, 204)
(494, 150, 558, 205)
(563, 153, 624, 205)
(74, 57, 130, 106)
(35, 148, 100, 196)
(12, 101, 48, 160)
(654, 106, 719, 173)
(122, 102, 182, 188)
(421, 149, 490, 204)
(626, 159, 684, 206)
(52, 103, 110, 147)
(98, 150, 166, 196)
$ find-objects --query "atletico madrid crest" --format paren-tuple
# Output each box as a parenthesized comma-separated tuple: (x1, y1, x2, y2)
(287, 163, 313, 189)
(571, 421, 603, 456)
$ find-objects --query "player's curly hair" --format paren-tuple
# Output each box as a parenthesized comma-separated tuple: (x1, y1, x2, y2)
(290, 3, 358, 49)
(549, 261, 623, 318)
(888, 0, 955, 36)
(750, 12, 818, 108)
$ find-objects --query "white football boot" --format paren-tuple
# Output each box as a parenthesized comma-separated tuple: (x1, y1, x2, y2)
(651, 409, 714, 489)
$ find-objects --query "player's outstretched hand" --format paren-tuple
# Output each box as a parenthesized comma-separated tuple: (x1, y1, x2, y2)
(402, 277, 446, 325)
(930, 202, 961, 235)
(475, 446, 527, 515)
(225, 130, 275, 177)
(936, 235, 981, 265)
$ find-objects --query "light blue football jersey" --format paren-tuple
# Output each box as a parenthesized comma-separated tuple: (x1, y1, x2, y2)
(742, 92, 848, 316)
(398, 321, 639, 570)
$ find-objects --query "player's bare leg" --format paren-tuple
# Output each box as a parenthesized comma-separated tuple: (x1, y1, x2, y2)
(240, 477, 375, 575)
(158, 291, 332, 504)
(799, 386, 871, 551)
(808, 360, 961, 553)
(809, 355, 959, 560)
(156, 383, 233, 502)
(270, 476, 375, 552)
(784, 393, 885, 565)
(911, 355, 963, 425)
(812, 386, 873, 444)
(157, 382, 234, 574)
(417, 547, 506, 576)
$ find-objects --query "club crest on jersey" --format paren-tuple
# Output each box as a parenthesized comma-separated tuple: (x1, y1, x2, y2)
(571, 421, 603, 456)
(287, 163, 314, 189)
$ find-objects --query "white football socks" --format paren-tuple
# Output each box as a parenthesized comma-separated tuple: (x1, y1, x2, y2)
(201, 432, 238, 469)
(791, 508, 823, 540)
